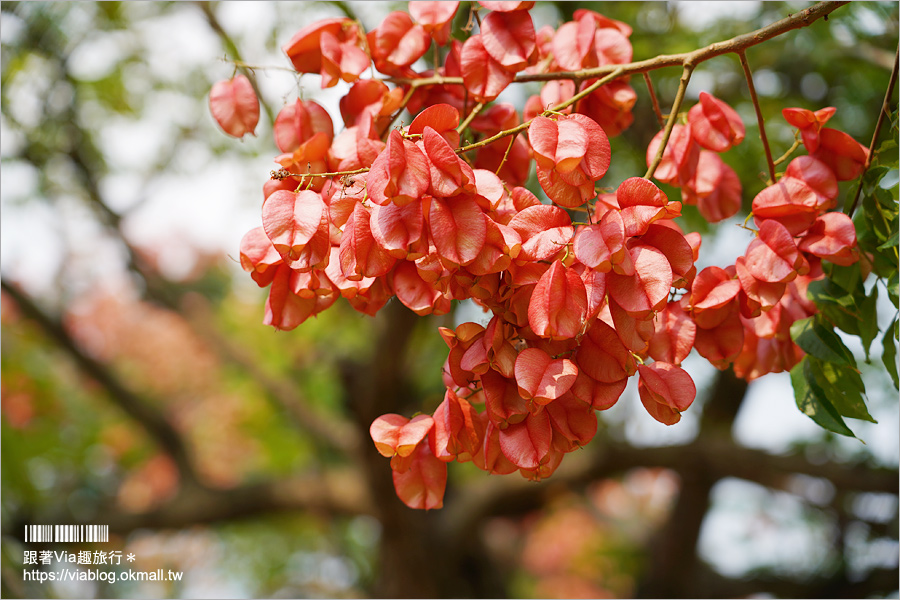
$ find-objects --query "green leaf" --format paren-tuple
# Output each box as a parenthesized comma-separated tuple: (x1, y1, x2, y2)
(883, 319, 899, 390)
(825, 262, 861, 293)
(889, 272, 899, 307)
(807, 278, 863, 338)
(858, 285, 880, 359)
(877, 228, 899, 251)
(807, 356, 875, 423)
(790, 316, 857, 368)
(791, 358, 856, 438)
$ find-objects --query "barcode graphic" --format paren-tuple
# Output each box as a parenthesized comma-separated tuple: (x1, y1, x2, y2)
(25, 525, 108, 543)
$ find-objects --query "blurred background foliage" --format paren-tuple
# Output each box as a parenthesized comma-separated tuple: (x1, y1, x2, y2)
(1, 1, 897, 598)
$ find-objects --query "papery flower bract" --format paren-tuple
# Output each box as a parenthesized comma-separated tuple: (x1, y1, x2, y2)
(576, 319, 637, 383)
(573, 209, 626, 272)
(428, 194, 487, 267)
(430, 389, 484, 462)
(687, 91, 745, 152)
(798, 212, 860, 266)
(274, 99, 333, 153)
(261, 190, 331, 271)
(744, 219, 803, 284)
(637, 362, 696, 425)
(782, 106, 836, 153)
(545, 393, 598, 451)
(647, 124, 700, 187)
(367, 130, 431, 206)
(810, 127, 868, 181)
(421, 127, 476, 197)
(508, 204, 574, 262)
(239, 226, 283, 287)
(283, 18, 369, 88)
(339, 80, 404, 131)
(682, 151, 742, 223)
(209, 75, 259, 138)
(370, 413, 435, 459)
(392, 441, 447, 510)
(367, 11, 432, 75)
(480, 9, 536, 72)
(607, 244, 673, 319)
(460, 34, 515, 102)
(514, 347, 578, 405)
(339, 202, 398, 279)
(409, 1, 459, 45)
(648, 302, 696, 366)
(688, 266, 741, 329)
(528, 261, 589, 340)
(497, 410, 552, 470)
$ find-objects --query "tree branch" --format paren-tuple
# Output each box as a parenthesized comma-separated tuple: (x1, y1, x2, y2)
(1, 279, 200, 486)
(6, 468, 372, 542)
(384, 2, 847, 89)
(443, 435, 898, 543)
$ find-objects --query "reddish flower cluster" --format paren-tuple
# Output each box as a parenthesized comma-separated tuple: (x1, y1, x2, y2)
(647, 91, 745, 223)
(220, 2, 866, 510)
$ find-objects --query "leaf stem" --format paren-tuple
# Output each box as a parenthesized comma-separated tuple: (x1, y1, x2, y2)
(645, 62, 694, 180)
(773, 137, 802, 168)
(457, 102, 485, 134)
(494, 134, 518, 176)
(849, 43, 900, 217)
(738, 51, 776, 185)
(643, 72, 666, 127)
(281, 167, 370, 179)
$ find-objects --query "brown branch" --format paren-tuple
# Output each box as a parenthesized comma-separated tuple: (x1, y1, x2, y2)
(443, 435, 899, 543)
(739, 50, 777, 184)
(849, 42, 900, 216)
(693, 562, 899, 599)
(1, 279, 200, 486)
(386, 2, 847, 89)
(6, 468, 372, 542)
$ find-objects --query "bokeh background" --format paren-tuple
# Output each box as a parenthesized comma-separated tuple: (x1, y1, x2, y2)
(1, 1, 898, 598)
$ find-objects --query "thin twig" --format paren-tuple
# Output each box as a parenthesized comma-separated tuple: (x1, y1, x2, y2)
(739, 51, 776, 184)
(457, 102, 485, 133)
(645, 63, 694, 180)
(379, 85, 418, 138)
(456, 68, 625, 155)
(281, 167, 370, 179)
(773, 137, 803, 168)
(494, 134, 518, 176)
(643, 71, 666, 127)
(849, 43, 900, 216)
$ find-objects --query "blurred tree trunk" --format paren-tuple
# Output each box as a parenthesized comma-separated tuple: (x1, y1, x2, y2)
(340, 300, 505, 598)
